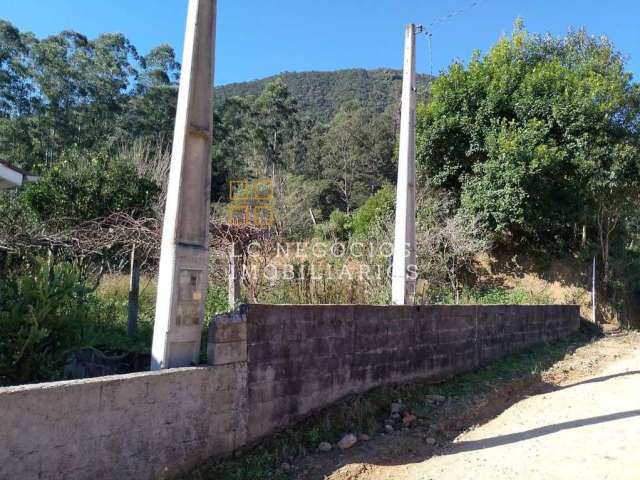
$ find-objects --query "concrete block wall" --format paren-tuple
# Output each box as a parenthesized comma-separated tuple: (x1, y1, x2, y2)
(0, 304, 578, 480)
(0, 365, 247, 480)
(240, 304, 579, 443)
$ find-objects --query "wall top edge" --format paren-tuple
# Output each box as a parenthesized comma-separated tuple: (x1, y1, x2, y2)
(0, 365, 218, 394)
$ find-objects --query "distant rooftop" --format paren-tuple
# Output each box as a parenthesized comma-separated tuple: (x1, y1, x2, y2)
(0, 161, 38, 190)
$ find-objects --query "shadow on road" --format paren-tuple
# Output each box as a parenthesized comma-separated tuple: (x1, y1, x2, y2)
(441, 409, 640, 455)
(559, 370, 640, 390)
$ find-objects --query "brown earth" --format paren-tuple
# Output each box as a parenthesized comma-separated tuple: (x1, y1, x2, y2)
(292, 331, 640, 480)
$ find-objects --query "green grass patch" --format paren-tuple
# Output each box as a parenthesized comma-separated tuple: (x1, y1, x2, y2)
(442, 286, 555, 305)
(94, 274, 157, 353)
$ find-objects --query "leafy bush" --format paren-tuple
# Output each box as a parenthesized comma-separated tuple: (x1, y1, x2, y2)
(321, 209, 352, 241)
(20, 153, 160, 224)
(206, 284, 229, 318)
(351, 184, 395, 238)
(0, 191, 37, 233)
(0, 262, 101, 385)
(0, 261, 163, 386)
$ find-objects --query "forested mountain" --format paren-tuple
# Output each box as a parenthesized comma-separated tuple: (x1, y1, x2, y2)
(0, 20, 406, 235)
(215, 69, 432, 122)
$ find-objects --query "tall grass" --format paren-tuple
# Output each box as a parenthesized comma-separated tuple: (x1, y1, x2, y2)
(95, 274, 157, 352)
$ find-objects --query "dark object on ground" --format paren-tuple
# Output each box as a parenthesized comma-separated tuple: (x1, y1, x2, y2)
(64, 347, 151, 379)
(579, 318, 604, 338)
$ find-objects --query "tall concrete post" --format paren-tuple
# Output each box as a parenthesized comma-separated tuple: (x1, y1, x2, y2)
(151, 0, 216, 370)
(391, 23, 417, 305)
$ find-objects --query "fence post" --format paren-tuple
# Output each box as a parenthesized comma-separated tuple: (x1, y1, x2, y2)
(128, 245, 140, 338)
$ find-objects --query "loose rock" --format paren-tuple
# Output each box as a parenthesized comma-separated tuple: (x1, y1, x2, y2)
(280, 462, 292, 471)
(425, 437, 437, 445)
(318, 441, 332, 452)
(338, 433, 358, 450)
(390, 402, 404, 414)
(385, 424, 394, 433)
(426, 394, 446, 403)
(358, 433, 370, 442)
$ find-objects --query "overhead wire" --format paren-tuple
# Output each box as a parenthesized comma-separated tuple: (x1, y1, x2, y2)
(419, 0, 487, 93)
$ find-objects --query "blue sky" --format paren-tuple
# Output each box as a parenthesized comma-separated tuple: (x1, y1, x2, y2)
(2, 0, 639, 85)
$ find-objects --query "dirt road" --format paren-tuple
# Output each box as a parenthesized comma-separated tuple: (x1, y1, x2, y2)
(407, 336, 640, 480)
(296, 332, 640, 480)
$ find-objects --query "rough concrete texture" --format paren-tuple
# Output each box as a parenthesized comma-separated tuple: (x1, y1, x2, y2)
(0, 304, 577, 480)
(0, 365, 247, 480)
(151, 0, 216, 370)
(241, 304, 579, 442)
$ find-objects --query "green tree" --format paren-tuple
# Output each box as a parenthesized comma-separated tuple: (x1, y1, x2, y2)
(137, 44, 180, 91)
(0, 21, 35, 165)
(417, 22, 640, 255)
(320, 104, 396, 212)
(211, 96, 252, 200)
(123, 44, 180, 144)
(248, 79, 300, 179)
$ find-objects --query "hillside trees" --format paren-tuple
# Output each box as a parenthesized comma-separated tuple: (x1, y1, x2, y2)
(248, 79, 300, 179)
(215, 68, 431, 123)
(320, 104, 396, 212)
(0, 21, 180, 170)
(212, 86, 398, 225)
(0, 21, 401, 225)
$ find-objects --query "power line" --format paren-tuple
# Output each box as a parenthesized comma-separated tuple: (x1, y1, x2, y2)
(426, 0, 486, 32)
(420, 0, 487, 78)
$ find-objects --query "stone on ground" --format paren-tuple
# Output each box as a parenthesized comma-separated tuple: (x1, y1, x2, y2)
(338, 433, 358, 450)
(318, 441, 332, 452)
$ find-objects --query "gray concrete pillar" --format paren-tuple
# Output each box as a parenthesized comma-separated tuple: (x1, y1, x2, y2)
(151, 0, 217, 370)
(228, 242, 242, 309)
(391, 23, 417, 305)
